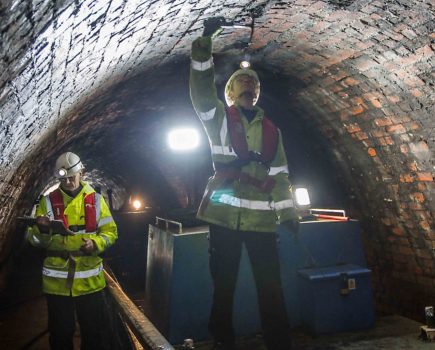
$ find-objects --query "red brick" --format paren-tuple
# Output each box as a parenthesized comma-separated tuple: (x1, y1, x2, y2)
(415, 45, 433, 59)
(392, 226, 405, 236)
(355, 131, 369, 140)
(374, 117, 392, 126)
(410, 88, 422, 97)
(384, 136, 394, 145)
(370, 99, 382, 108)
(404, 76, 425, 87)
(345, 123, 361, 133)
(400, 174, 414, 183)
(410, 192, 425, 203)
(343, 77, 359, 86)
(351, 96, 364, 105)
(416, 173, 433, 182)
(351, 105, 364, 115)
(386, 124, 406, 134)
(386, 95, 400, 103)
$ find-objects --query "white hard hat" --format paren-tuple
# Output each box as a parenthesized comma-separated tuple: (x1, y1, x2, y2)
(54, 152, 84, 178)
(224, 68, 260, 106)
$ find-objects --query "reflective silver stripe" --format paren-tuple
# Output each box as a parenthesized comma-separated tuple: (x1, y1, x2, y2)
(273, 199, 294, 210)
(73, 230, 97, 235)
(217, 194, 274, 210)
(98, 216, 114, 227)
(211, 145, 237, 156)
(95, 193, 101, 222)
(42, 264, 103, 279)
(44, 196, 54, 220)
(220, 114, 229, 147)
(269, 165, 289, 176)
(191, 57, 213, 71)
(198, 107, 216, 121)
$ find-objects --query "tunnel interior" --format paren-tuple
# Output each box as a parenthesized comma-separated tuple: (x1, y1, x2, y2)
(1, 0, 434, 332)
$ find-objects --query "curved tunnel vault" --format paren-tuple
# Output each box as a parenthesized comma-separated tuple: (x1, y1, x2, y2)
(1, 0, 434, 321)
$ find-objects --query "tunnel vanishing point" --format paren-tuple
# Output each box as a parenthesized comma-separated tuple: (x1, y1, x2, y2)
(0, 0, 434, 322)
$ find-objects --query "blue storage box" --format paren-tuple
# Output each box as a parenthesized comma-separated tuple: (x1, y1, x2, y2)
(298, 264, 374, 334)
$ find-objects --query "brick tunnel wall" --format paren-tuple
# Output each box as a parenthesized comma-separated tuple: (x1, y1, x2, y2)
(1, 0, 434, 320)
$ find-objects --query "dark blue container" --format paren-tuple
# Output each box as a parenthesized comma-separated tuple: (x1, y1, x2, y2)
(298, 264, 374, 334)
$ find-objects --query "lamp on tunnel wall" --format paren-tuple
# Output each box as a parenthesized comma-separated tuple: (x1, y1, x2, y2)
(129, 196, 144, 212)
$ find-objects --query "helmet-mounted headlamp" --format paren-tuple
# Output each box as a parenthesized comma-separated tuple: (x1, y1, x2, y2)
(54, 152, 84, 178)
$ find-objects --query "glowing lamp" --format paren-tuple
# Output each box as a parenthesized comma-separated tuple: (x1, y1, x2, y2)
(168, 128, 199, 151)
(132, 199, 142, 210)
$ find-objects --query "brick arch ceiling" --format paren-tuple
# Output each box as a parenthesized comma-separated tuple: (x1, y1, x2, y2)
(1, 0, 434, 319)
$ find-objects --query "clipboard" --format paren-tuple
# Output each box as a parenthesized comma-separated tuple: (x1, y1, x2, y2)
(17, 216, 74, 236)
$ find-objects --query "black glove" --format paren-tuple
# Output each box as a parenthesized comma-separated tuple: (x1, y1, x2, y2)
(203, 17, 226, 38)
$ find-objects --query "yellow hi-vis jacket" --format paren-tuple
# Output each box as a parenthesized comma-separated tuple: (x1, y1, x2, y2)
(190, 36, 298, 232)
(27, 181, 117, 296)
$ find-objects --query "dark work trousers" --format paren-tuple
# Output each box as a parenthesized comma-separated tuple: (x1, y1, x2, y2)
(46, 289, 111, 350)
(208, 224, 292, 350)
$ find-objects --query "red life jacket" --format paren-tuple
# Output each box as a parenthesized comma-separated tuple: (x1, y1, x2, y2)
(49, 189, 97, 232)
(226, 105, 278, 165)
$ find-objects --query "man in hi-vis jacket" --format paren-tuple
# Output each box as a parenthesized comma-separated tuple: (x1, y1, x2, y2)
(190, 19, 298, 350)
(27, 152, 117, 350)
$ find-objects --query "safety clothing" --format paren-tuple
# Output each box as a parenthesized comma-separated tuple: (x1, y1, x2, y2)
(224, 68, 260, 106)
(27, 181, 117, 296)
(190, 36, 298, 233)
(54, 152, 84, 178)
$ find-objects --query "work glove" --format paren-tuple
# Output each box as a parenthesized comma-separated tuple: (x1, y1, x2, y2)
(36, 216, 51, 233)
(203, 17, 226, 38)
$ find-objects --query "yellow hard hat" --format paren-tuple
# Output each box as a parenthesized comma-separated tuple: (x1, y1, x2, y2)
(224, 68, 260, 106)
(54, 152, 84, 178)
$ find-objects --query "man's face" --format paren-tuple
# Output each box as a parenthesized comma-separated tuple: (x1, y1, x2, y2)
(59, 172, 81, 193)
(230, 75, 259, 108)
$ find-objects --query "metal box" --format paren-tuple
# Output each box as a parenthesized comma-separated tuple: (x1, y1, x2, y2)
(144, 219, 374, 343)
(298, 264, 374, 334)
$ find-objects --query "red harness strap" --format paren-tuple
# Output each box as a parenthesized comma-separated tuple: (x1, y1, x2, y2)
(84, 193, 97, 232)
(49, 190, 69, 228)
(226, 105, 278, 164)
(48, 189, 97, 232)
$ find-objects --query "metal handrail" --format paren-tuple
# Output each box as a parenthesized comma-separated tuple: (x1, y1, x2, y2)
(310, 208, 346, 217)
(155, 217, 183, 234)
(104, 271, 174, 350)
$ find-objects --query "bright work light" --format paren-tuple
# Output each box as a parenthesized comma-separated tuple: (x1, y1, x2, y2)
(294, 188, 311, 207)
(168, 128, 200, 151)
